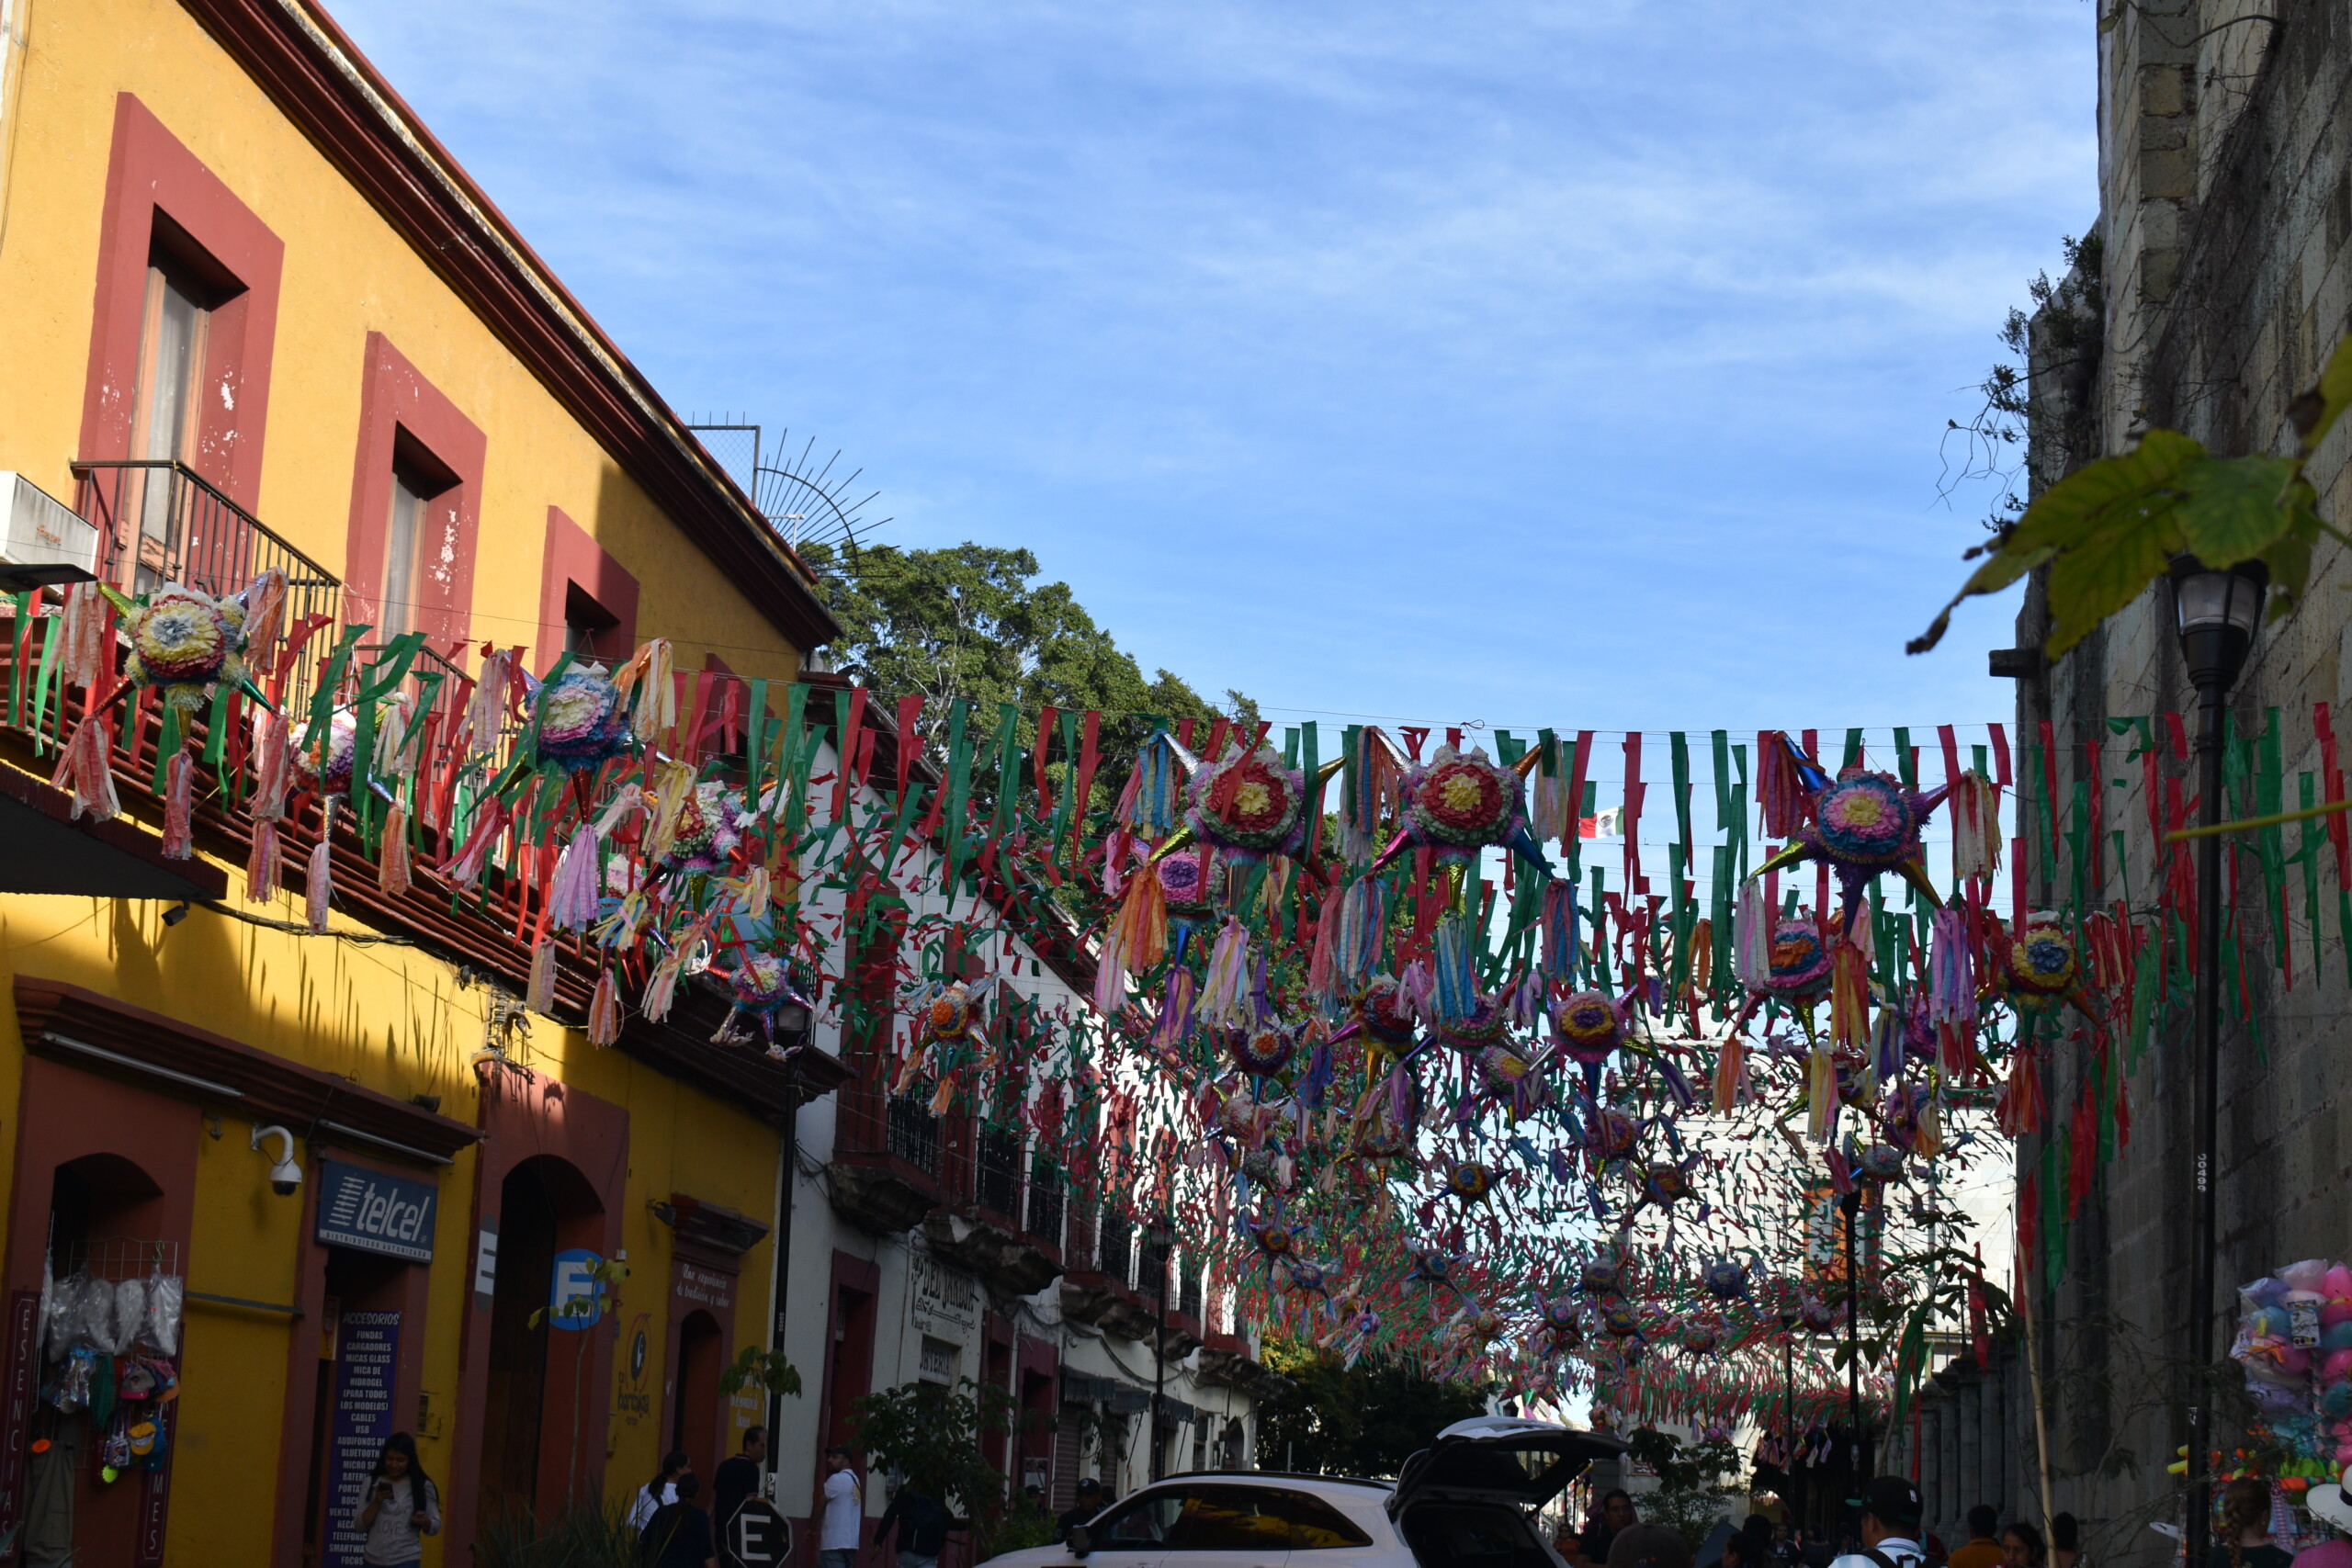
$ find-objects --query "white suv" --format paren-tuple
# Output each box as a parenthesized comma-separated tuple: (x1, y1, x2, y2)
(981, 1416, 1623, 1568)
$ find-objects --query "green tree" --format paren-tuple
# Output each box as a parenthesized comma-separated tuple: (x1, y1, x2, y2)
(849, 1376, 1044, 1558)
(1624, 1427, 1747, 1549)
(801, 540, 1254, 796)
(1255, 1338, 1490, 1479)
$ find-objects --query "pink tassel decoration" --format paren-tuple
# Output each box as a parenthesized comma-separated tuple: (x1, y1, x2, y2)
(377, 804, 412, 896)
(546, 826, 604, 933)
(1091, 946, 1128, 1017)
(50, 712, 119, 823)
(526, 939, 558, 1014)
(588, 969, 622, 1045)
(445, 800, 507, 887)
(241, 569, 287, 671)
(253, 711, 293, 821)
(642, 948, 684, 1022)
(246, 817, 281, 903)
(58, 581, 109, 696)
(305, 834, 334, 933)
(161, 751, 194, 860)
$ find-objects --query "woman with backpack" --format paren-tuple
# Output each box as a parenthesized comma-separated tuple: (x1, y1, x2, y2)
(639, 1472, 717, 1568)
(628, 1451, 691, 1534)
(351, 1432, 440, 1568)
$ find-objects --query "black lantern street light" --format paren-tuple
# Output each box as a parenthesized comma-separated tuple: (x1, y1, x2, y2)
(2171, 556, 2267, 1568)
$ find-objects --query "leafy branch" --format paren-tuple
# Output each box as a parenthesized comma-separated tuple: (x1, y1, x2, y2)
(1911, 334, 2352, 658)
(718, 1344, 805, 1400)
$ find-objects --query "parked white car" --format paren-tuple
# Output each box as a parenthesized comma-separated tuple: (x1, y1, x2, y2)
(980, 1416, 1623, 1568)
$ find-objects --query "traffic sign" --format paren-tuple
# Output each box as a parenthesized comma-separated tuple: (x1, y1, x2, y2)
(724, 1499, 790, 1567)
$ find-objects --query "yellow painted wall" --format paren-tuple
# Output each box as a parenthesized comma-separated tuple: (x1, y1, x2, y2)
(0, 0, 809, 1559)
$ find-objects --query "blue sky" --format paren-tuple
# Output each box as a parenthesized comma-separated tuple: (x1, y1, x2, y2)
(333, 0, 2094, 744)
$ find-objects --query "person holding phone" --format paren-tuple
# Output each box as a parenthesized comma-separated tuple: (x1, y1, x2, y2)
(352, 1432, 440, 1568)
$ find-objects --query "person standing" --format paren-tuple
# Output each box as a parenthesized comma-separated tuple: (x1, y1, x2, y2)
(820, 1445, 864, 1568)
(711, 1427, 766, 1532)
(1057, 1478, 1105, 1543)
(876, 1480, 953, 1568)
(2003, 1522, 2048, 1568)
(1583, 1490, 1638, 1568)
(640, 1472, 717, 1568)
(1948, 1507, 2006, 1568)
(2207, 1479, 2291, 1568)
(1824, 1477, 1927, 1568)
(630, 1451, 691, 1534)
(351, 1432, 441, 1568)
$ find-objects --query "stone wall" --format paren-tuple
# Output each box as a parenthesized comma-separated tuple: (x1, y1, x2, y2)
(2009, 6, 2352, 1565)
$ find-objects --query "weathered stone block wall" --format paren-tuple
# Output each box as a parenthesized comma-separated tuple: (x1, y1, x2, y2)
(2012, 6, 2352, 1565)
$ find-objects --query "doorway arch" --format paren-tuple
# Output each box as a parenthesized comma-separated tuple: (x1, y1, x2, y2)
(670, 1309, 722, 1481)
(476, 1154, 605, 1534)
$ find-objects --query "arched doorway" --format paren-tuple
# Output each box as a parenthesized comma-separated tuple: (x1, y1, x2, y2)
(26, 1152, 170, 1568)
(670, 1310, 722, 1481)
(475, 1155, 605, 1535)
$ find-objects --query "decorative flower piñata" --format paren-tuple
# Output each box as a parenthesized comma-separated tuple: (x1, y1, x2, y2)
(1853, 1141, 1906, 1183)
(1996, 916, 2102, 1027)
(1678, 1317, 1723, 1355)
(1443, 1159, 1495, 1202)
(1753, 735, 1951, 928)
(1156, 848, 1221, 920)
(1374, 743, 1549, 873)
(662, 783, 748, 874)
(1701, 1258, 1751, 1302)
(1434, 993, 1510, 1054)
(1550, 991, 1629, 1093)
(1228, 1022, 1296, 1077)
(122, 585, 249, 714)
(1184, 744, 1306, 862)
(713, 953, 812, 1054)
(531, 663, 633, 774)
(294, 709, 358, 797)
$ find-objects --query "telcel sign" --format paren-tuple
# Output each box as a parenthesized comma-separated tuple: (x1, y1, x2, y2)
(315, 1159, 438, 1263)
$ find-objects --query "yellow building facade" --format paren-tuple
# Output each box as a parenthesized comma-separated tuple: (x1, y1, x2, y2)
(0, 0, 839, 1562)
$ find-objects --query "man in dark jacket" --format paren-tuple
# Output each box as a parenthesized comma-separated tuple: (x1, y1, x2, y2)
(1057, 1477, 1105, 1542)
(710, 1427, 765, 1531)
(874, 1483, 952, 1568)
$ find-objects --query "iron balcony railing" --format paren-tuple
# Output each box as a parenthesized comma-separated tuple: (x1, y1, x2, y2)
(74, 460, 339, 628)
(74, 459, 345, 717)
(887, 1092, 943, 1176)
(1097, 1207, 1134, 1287)
(1024, 1156, 1065, 1250)
(975, 1123, 1023, 1220)
(1178, 1269, 1202, 1323)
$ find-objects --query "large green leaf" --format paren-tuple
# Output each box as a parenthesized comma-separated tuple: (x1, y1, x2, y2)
(2175, 455, 2300, 564)
(2006, 428, 2204, 551)
(1907, 429, 2203, 655)
(2044, 501, 2182, 654)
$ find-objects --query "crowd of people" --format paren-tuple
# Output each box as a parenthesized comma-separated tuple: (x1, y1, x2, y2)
(1551, 1479, 2086, 1568)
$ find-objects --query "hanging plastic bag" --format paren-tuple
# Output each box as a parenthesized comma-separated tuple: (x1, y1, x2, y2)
(142, 1273, 182, 1356)
(63, 1273, 111, 1357)
(40, 1266, 77, 1363)
(109, 1277, 145, 1356)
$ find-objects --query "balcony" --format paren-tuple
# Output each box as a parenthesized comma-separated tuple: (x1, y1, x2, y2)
(0, 457, 843, 1120)
(1061, 1203, 1153, 1339)
(829, 1084, 945, 1236)
(922, 1116, 1062, 1297)
(1024, 1156, 1065, 1254)
(74, 460, 341, 710)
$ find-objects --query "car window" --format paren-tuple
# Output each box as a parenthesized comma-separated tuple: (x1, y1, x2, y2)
(1168, 1486, 1292, 1551)
(1094, 1490, 1185, 1547)
(1260, 1488, 1376, 1550)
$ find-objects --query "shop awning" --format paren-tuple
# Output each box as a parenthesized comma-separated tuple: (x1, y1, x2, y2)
(0, 761, 226, 902)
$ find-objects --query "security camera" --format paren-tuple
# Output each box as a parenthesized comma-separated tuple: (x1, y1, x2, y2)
(252, 1124, 301, 1196)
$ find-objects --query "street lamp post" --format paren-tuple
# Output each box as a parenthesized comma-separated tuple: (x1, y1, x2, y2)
(1777, 1292, 1802, 1532)
(1841, 1190, 1866, 1490)
(2171, 556, 2267, 1568)
(1148, 1213, 1173, 1483)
